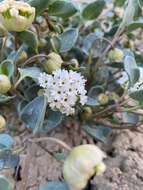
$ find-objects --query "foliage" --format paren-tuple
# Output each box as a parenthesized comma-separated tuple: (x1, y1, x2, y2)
(0, 0, 143, 189)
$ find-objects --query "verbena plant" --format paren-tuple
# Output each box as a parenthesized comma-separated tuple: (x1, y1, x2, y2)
(0, 0, 143, 189)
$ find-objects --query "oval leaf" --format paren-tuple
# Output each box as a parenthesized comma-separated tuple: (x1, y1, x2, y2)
(0, 176, 13, 190)
(60, 28, 78, 53)
(82, 0, 105, 20)
(20, 96, 47, 133)
(49, 1, 77, 18)
(39, 181, 69, 190)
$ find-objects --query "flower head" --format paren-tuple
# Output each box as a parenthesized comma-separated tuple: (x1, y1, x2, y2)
(0, 0, 35, 32)
(38, 69, 87, 116)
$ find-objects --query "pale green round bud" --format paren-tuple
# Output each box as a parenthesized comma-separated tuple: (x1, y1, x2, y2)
(0, 74, 11, 94)
(63, 144, 106, 190)
(38, 38, 47, 49)
(108, 48, 124, 62)
(98, 93, 109, 105)
(70, 59, 79, 69)
(0, 115, 6, 130)
(0, 0, 35, 32)
(37, 89, 45, 96)
(43, 52, 63, 74)
(16, 51, 28, 64)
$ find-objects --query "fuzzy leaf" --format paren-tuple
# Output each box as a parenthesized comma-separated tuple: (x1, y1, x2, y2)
(0, 176, 13, 190)
(82, 0, 105, 20)
(49, 1, 77, 18)
(20, 96, 47, 133)
(60, 28, 78, 53)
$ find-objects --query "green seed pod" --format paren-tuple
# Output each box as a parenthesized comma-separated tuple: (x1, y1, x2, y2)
(0, 115, 6, 130)
(70, 59, 79, 69)
(63, 144, 106, 190)
(0, 0, 35, 32)
(98, 93, 109, 105)
(0, 74, 11, 94)
(16, 51, 28, 64)
(80, 106, 93, 121)
(37, 89, 45, 96)
(38, 38, 47, 49)
(43, 52, 63, 74)
(108, 48, 124, 62)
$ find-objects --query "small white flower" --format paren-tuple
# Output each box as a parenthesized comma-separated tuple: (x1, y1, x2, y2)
(38, 69, 87, 116)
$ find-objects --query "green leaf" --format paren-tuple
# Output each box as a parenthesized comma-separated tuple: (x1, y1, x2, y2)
(86, 97, 99, 106)
(114, 0, 126, 6)
(138, 0, 143, 7)
(127, 21, 143, 32)
(83, 125, 112, 143)
(130, 89, 143, 102)
(0, 154, 20, 170)
(0, 94, 15, 103)
(17, 67, 41, 85)
(28, 0, 52, 15)
(82, 32, 104, 55)
(43, 109, 63, 132)
(49, 1, 77, 18)
(20, 96, 47, 133)
(0, 176, 13, 190)
(82, 0, 105, 20)
(0, 134, 14, 149)
(54, 152, 66, 162)
(124, 55, 140, 86)
(122, 112, 139, 124)
(7, 45, 25, 63)
(60, 28, 78, 53)
(86, 86, 103, 106)
(18, 30, 38, 52)
(120, 0, 139, 30)
(0, 60, 14, 78)
(39, 181, 69, 190)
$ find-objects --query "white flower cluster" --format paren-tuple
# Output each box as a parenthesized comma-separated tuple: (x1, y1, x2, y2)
(39, 69, 87, 116)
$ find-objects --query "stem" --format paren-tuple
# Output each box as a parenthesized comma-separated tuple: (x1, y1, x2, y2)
(0, 37, 7, 61)
(28, 137, 71, 151)
(94, 28, 123, 72)
(23, 54, 49, 66)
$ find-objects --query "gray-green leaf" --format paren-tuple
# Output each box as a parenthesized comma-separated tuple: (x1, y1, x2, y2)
(60, 28, 78, 53)
(82, 0, 105, 20)
(20, 96, 47, 133)
(49, 1, 77, 18)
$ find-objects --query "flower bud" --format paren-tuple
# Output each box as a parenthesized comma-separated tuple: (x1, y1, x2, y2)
(0, 0, 35, 32)
(80, 106, 93, 121)
(43, 52, 63, 74)
(16, 51, 28, 64)
(70, 59, 79, 69)
(108, 48, 124, 62)
(38, 38, 47, 49)
(98, 93, 109, 105)
(63, 144, 106, 190)
(0, 115, 6, 130)
(0, 74, 11, 94)
(37, 89, 45, 96)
